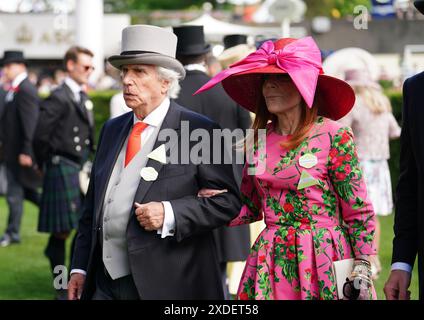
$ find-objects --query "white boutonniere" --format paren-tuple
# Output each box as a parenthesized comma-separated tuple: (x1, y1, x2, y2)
(140, 167, 159, 181)
(85, 100, 94, 111)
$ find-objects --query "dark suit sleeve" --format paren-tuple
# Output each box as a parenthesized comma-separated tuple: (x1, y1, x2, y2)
(34, 93, 65, 162)
(0, 90, 5, 161)
(392, 78, 419, 266)
(16, 82, 40, 158)
(0, 89, 6, 120)
(170, 124, 242, 242)
(71, 124, 106, 271)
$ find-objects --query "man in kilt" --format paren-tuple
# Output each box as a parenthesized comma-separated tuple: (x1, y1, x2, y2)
(33, 46, 95, 299)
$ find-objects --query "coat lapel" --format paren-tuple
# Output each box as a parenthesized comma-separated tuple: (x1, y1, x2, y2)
(95, 113, 133, 222)
(132, 102, 182, 204)
(63, 83, 90, 124)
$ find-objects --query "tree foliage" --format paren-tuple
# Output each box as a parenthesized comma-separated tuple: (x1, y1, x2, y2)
(304, 0, 371, 18)
(104, 0, 215, 12)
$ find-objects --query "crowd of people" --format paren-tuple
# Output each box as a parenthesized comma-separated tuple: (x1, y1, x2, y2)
(0, 0, 424, 301)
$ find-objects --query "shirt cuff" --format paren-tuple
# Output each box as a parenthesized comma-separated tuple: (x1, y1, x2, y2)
(157, 201, 176, 238)
(391, 262, 413, 273)
(70, 269, 87, 276)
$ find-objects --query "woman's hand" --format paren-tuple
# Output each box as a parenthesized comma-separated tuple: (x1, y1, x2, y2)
(344, 257, 376, 300)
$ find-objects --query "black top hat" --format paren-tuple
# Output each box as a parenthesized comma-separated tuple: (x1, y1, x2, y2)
(173, 25, 211, 56)
(223, 34, 248, 50)
(1, 50, 26, 66)
(414, 1, 424, 14)
(254, 37, 277, 49)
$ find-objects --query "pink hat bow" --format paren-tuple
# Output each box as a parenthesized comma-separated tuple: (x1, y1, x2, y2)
(195, 36, 323, 108)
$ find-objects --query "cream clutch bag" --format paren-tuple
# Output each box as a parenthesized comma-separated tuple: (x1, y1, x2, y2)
(332, 258, 354, 299)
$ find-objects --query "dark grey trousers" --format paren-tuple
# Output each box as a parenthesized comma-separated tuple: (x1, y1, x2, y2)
(5, 167, 24, 240)
(92, 264, 140, 300)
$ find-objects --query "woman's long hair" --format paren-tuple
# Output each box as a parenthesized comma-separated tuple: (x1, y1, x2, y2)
(248, 94, 318, 151)
(353, 85, 392, 114)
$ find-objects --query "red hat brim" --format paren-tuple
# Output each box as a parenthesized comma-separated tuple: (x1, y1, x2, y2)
(221, 66, 355, 121)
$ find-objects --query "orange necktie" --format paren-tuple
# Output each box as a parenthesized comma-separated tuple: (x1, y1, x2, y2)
(125, 122, 148, 167)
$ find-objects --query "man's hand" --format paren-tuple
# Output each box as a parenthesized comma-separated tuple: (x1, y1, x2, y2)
(384, 270, 411, 300)
(19, 154, 32, 167)
(135, 202, 164, 231)
(68, 273, 86, 300)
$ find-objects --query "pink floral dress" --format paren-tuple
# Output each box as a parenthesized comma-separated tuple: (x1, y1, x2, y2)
(230, 116, 376, 300)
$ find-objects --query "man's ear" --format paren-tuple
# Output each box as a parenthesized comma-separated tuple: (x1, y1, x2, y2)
(66, 60, 75, 73)
(161, 78, 170, 95)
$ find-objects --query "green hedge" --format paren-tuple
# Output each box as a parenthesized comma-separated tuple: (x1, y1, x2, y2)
(89, 90, 118, 142)
(89, 90, 404, 194)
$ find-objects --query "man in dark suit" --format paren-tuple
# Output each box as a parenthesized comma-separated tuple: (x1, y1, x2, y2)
(173, 25, 251, 299)
(0, 51, 40, 247)
(0, 86, 6, 117)
(0, 87, 7, 195)
(68, 25, 241, 300)
(384, 1, 424, 300)
(0, 86, 6, 160)
(33, 46, 95, 299)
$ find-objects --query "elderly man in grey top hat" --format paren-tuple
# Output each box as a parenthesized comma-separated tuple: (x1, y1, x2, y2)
(68, 25, 241, 300)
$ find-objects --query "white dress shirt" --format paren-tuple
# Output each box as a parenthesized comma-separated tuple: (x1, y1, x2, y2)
(184, 63, 207, 73)
(391, 262, 413, 273)
(64, 77, 84, 102)
(12, 71, 28, 88)
(5, 71, 28, 102)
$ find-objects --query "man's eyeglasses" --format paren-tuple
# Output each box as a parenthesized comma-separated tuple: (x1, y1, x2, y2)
(81, 64, 95, 72)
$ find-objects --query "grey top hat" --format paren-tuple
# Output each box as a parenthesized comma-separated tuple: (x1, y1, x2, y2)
(415, 1, 424, 14)
(108, 25, 185, 79)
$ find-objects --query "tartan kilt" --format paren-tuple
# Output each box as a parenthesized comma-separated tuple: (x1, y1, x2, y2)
(38, 161, 81, 233)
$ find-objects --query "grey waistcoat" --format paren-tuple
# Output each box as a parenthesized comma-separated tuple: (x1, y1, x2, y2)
(101, 123, 161, 280)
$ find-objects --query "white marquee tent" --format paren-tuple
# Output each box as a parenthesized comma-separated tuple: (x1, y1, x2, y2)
(180, 13, 283, 42)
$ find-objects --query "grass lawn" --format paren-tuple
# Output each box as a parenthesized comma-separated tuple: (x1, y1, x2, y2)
(0, 196, 420, 300)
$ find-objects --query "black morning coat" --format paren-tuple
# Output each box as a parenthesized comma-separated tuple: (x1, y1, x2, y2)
(33, 83, 95, 166)
(1, 77, 40, 189)
(393, 71, 424, 299)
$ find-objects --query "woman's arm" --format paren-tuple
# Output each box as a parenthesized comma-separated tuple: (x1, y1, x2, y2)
(327, 127, 376, 257)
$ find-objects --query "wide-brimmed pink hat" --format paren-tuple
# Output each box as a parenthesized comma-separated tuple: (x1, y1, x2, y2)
(195, 37, 355, 121)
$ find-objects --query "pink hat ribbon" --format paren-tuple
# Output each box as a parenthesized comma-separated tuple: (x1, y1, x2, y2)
(194, 36, 323, 108)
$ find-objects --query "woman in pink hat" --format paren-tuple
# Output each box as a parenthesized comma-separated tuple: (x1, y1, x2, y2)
(196, 37, 377, 300)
